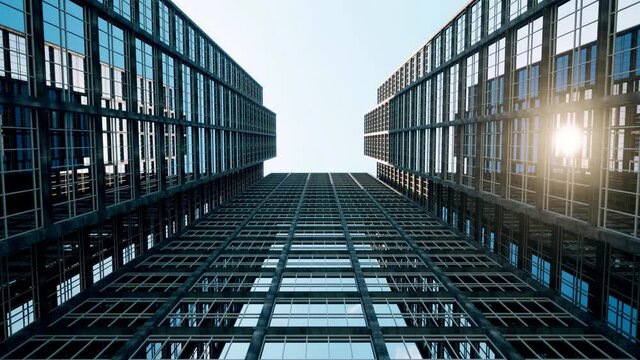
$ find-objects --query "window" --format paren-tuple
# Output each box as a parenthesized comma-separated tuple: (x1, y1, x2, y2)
(43, 0, 87, 103)
(0, 0, 25, 33)
(159, 1, 170, 45)
(261, 337, 375, 360)
(531, 254, 551, 286)
(485, 38, 506, 115)
(607, 295, 638, 339)
(123, 244, 135, 264)
(444, 26, 452, 62)
(182, 64, 192, 121)
(465, 53, 479, 116)
(510, 242, 518, 266)
(6, 300, 34, 336)
(271, 300, 365, 327)
(138, 0, 153, 34)
(280, 275, 357, 292)
(175, 16, 184, 54)
(487, 0, 502, 35)
(98, 18, 128, 110)
(456, 15, 466, 55)
(92, 256, 113, 283)
(510, 0, 527, 19)
(135, 39, 155, 115)
(560, 270, 589, 310)
(161, 53, 176, 118)
(56, 274, 81, 305)
(112, 0, 131, 20)
(470, 1, 482, 46)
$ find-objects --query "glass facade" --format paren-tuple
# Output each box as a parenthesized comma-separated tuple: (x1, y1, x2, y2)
(366, 0, 640, 347)
(3, 173, 636, 359)
(0, 0, 275, 347)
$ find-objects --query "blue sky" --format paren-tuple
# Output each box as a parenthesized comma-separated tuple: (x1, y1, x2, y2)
(173, 0, 466, 174)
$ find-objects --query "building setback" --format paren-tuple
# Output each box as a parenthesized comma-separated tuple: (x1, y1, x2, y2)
(0, 173, 636, 359)
(0, 0, 275, 343)
(364, 0, 640, 347)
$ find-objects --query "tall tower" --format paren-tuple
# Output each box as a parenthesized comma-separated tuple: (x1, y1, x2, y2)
(364, 0, 640, 347)
(0, 0, 275, 343)
(1, 173, 636, 358)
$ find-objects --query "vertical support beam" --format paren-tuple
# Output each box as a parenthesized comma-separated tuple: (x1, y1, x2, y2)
(27, 0, 53, 227)
(535, 5, 553, 210)
(330, 174, 390, 360)
(500, 28, 514, 199)
(588, 0, 612, 226)
(88, 10, 107, 212)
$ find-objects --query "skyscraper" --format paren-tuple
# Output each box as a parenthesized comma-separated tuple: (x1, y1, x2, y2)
(0, 172, 637, 359)
(364, 0, 640, 347)
(0, 0, 275, 343)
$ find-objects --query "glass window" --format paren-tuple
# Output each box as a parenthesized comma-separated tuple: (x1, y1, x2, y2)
(112, 0, 131, 20)
(122, 243, 135, 264)
(135, 39, 155, 115)
(161, 53, 176, 118)
(607, 295, 639, 339)
(182, 64, 192, 121)
(487, 0, 502, 35)
(513, 17, 542, 111)
(560, 270, 589, 310)
(92, 255, 113, 283)
(98, 18, 128, 110)
(159, 1, 170, 45)
(271, 300, 365, 327)
(138, 0, 153, 34)
(510, 242, 518, 266)
(456, 14, 466, 55)
(261, 338, 374, 360)
(531, 254, 551, 286)
(175, 16, 184, 54)
(444, 26, 452, 62)
(6, 300, 34, 336)
(470, 1, 482, 46)
(510, 0, 528, 19)
(56, 273, 81, 305)
(485, 38, 506, 115)
(43, 0, 87, 103)
(0, 0, 25, 32)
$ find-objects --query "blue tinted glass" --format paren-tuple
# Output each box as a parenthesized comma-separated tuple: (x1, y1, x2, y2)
(0, 2, 25, 31)
(329, 342, 351, 359)
(43, 2, 59, 26)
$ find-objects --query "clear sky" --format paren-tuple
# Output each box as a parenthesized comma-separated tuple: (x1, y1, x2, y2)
(172, 0, 467, 174)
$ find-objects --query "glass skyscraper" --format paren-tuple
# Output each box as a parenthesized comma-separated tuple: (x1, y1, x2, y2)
(0, 0, 275, 346)
(364, 0, 640, 351)
(1, 173, 637, 359)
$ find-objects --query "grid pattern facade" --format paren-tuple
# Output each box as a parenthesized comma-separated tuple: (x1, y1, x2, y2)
(0, 0, 275, 343)
(364, 0, 640, 344)
(0, 173, 636, 359)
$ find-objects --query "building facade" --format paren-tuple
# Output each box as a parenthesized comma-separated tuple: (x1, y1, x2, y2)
(0, 0, 275, 342)
(0, 173, 637, 359)
(364, 0, 640, 345)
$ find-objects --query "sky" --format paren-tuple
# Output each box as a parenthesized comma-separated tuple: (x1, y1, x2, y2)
(173, 0, 467, 174)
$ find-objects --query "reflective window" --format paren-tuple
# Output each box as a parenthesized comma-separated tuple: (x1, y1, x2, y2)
(485, 38, 506, 115)
(166, 299, 262, 328)
(161, 53, 176, 118)
(531, 254, 551, 286)
(175, 16, 184, 54)
(159, 1, 170, 45)
(280, 274, 357, 292)
(98, 18, 128, 110)
(261, 337, 375, 360)
(0, 106, 42, 238)
(465, 52, 479, 116)
(374, 299, 473, 327)
(49, 111, 97, 220)
(92, 255, 113, 283)
(6, 300, 34, 337)
(560, 270, 589, 310)
(385, 336, 499, 360)
(510, 0, 527, 19)
(182, 64, 192, 121)
(102, 116, 133, 205)
(138, 0, 153, 34)
(607, 295, 638, 339)
(112, 0, 131, 20)
(444, 26, 452, 62)
(164, 124, 178, 187)
(56, 274, 81, 305)
(0, 0, 25, 32)
(135, 39, 155, 115)
(139, 121, 158, 194)
(271, 300, 365, 327)
(43, 0, 87, 104)
(456, 14, 465, 55)
(513, 17, 542, 111)
(487, 0, 502, 35)
(470, 1, 482, 46)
